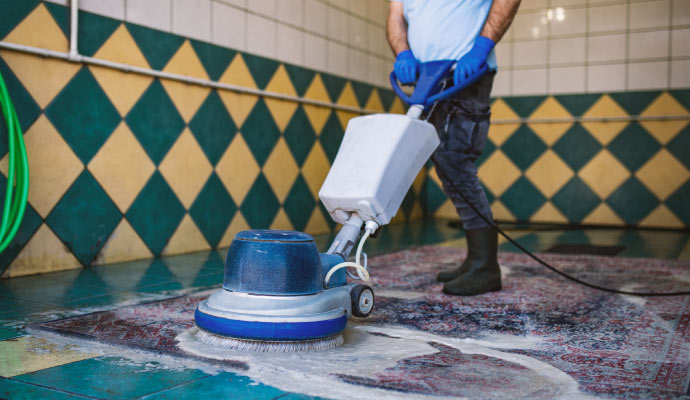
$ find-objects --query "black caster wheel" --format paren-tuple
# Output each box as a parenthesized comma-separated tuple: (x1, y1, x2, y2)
(350, 284, 375, 318)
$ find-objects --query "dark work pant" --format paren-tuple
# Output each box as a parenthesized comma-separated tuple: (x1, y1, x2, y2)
(428, 71, 495, 230)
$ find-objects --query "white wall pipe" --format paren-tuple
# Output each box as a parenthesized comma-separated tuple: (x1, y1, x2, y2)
(69, 0, 78, 60)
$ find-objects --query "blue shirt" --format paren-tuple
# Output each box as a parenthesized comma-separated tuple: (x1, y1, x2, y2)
(395, 0, 497, 69)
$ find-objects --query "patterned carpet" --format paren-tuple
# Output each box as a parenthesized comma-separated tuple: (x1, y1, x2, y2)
(32, 246, 690, 399)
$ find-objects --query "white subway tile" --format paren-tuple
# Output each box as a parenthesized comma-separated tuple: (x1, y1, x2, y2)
(215, 0, 245, 7)
(348, 47, 369, 82)
(349, 0, 368, 18)
(328, 41, 349, 77)
(491, 69, 512, 96)
(304, 0, 327, 35)
(549, 66, 585, 94)
(512, 40, 547, 67)
(172, 0, 211, 41)
(327, 7, 348, 41)
(519, 0, 548, 11)
(349, 14, 368, 50)
(367, 24, 385, 54)
(589, 0, 625, 4)
(549, 37, 585, 65)
(212, 1, 246, 50)
(304, 32, 327, 71)
(630, 0, 670, 30)
(628, 61, 669, 90)
(80, 0, 125, 20)
(247, 13, 276, 58)
(628, 30, 669, 60)
(588, 34, 626, 63)
(126, 0, 172, 32)
(247, 0, 276, 18)
(672, 0, 690, 26)
(550, 0, 584, 6)
(670, 59, 690, 88)
(512, 68, 547, 95)
(587, 64, 626, 92)
(277, 0, 303, 26)
(671, 29, 690, 57)
(277, 24, 303, 65)
(588, 4, 627, 33)
(550, 7, 586, 36)
(368, 0, 387, 25)
(495, 42, 512, 68)
(512, 10, 547, 40)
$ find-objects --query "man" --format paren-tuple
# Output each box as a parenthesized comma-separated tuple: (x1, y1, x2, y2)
(387, 0, 520, 296)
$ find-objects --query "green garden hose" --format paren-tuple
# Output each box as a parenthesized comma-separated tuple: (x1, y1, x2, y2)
(0, 71, 29, 253)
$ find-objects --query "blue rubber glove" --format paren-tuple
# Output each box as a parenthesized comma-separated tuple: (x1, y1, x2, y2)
(394, 50, 419, 85)
(454, 36, 494, 86)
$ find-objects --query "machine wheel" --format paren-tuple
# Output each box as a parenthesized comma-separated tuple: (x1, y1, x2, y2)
(350, 284, 375, 317)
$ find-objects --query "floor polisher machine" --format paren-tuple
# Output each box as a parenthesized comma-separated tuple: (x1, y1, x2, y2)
(193, 60, 484, 352)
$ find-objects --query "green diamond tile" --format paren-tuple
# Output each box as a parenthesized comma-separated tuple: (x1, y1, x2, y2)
(240, 173, 279, 228)
(189, 90, 236, 165)
(421, 177, 447, 216)
(551, 177, 600, 222)
(0, 0, 39, 39)
(126, 79, 185, 165)
(351, 81, 373, 109)
(666, 180, 690, 226)
(241, 53, 280, 90)
(77, 10, 121, 57)
(401, 189, 415, 219)
(500, 125, 547, 170)
(606, 177, 659, 224)
(0, 175, 42, 275)
(320, 73, 347, 103)
(240, 98, 280, 166)
(43, 1, 69, 36)
(502, 96, 546, 117)
(554, 94, 601, 116)
(318, 202, 337, 230)
(126, 23, 185, 70)
(46, 67, 121, 164)
(500, 176, 546, 221)
(481, 182, 495, 204)
(552, 124, 602, 171)
(610, 91, 660, 115)
(284, 64, 316, 97)
(667, 125, 690, 170)
(669, 89, 690, 111)
(378, 88, 395, 111)
(126, 171, 185, 255)
(190, 173, 236, 247)
(319, 111, 344, 163)
(283, 174, 315, 232)
(46, 170, 122, 266)
(283, 105, 316, 166)
(190, 40, 236, 81)
(141, 372, 285, 400)
(0, 377, 80, 399)
(0, 56, 40, 158)
(476, 138, 496, 167)
(608, 122, 660, 172)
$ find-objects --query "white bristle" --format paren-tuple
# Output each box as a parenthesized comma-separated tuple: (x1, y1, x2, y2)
(195, 329, 344, 352)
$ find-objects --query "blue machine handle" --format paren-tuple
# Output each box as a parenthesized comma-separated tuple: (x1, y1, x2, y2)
(389, 60, 489, 109)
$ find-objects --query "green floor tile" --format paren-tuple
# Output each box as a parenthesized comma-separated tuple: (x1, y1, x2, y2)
(0, 269, 114, 305)
(142, 372, 285, 399)
(0, 378, 87, 399)
(0, 327, 23, 341)
(278, 394, 330, 400)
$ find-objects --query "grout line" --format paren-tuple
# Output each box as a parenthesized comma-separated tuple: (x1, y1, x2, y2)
(624, 0, 631, 91)
(667, 0, 673, 88)
(7, 377, 100, 399)
(584, 0, 590, 91)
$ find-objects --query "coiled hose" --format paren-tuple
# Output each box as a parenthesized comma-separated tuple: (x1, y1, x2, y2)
(0, 70, 29, 253)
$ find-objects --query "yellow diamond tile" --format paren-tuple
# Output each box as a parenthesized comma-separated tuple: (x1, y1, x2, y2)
(90, 66, 153, 117)
(162, 40, 209, 80)
(428, 165, 442, 187)
(579, 150, 630, 199)
(489, 99, 522, 146)
(218, 213, 250, 248)
(525, 150, 574, 198)
(0, 336, 97, 378)
(1, 225, 81, 278)
(490, 200, 515, 221)
(435, 199, 457, 219)
(163, 215, 211, 255)
(491, 98, 520, 120)
(583, 229, 624, 246)
(270, 209, 294, 230)
(216, 135, 260, 205)
(4, 4, 67, 51)
(0, 116, 82, 218)
(528, 97, 573, 146)
(389, 97, 406, 114)
(639, 205, 684, 229)
(264, 65, 299, 131)
(678, 239, 690, 261)
(304, 208, 331, 235)
(636, 149, 690, 200)
(409, 202, 423, 221)
(219, 54, 257, 88)
(263, 138, 299, 202)
(478, 150, 521, 197)
(159, 129, 212, 209)
(94, 24, 149, 68)
(337, 83, 359, 108)
(582, 95, 629, 145)
(1, 51, 79, 108)
(301, 142, 330, 198)
(304, 74, 330, 103)
(303, 104, 331, 134)
(530, 202, 568, 223)
(412, 168, 426, 195)
(639, 93, 690, 145)
(488, 124, 520, 147)
(265, 65, 296, 96)
(582, 203, 623, 225)
(390, 209, 406, 224)
(93, 219, 152, 265)
(336, 110, 359, 130)
(161, 79, 210, 123)
(218, 91, 259, 128)
(365, 91, 384, 112)
(439, 237, 468, 248)
(88, 123, 155, 212)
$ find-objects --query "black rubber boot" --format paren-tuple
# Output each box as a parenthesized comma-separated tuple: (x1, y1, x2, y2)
(442, 227, 502, 296)
(436, 254, 470, 282)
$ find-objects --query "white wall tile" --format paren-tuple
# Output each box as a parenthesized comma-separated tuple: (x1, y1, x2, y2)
(304, 32, 327, 71)
(629, 0, 671, 30)
(495, 42, 512, 68)
(492, 69, 512, 96)
(43, 0, 67, 5)
(215, 0, 245, 7)
(349, 15, 368, 50)
(80, 0, 125, 20)
(628, 61, 668, 90)
(587, 64, 626, 92)
(247, 0, 276, 18)
(349, 0, 368, 18)
(672, 0, 690, 26)
(671, 29, 690, 57)
(549, 66, 585, 94)
(519, 0, 548, 11)
(550, 0, 583, 6)
(588, 34, 626, 63)
(588, 4, 627, 33)
(328, 41, 349, 77)
(513, 68, 547, 95)
(368, 0, 387, 25)
(172, 0, 211, 41)
(589, 0, 625, 4)
(628, 30, 669, 60)
(212, 1, 246, 50)
(277, 24, 303, 65)
(327, 7, 348, 41)
(247, 13, 276, 58)
(512, 11, 546, 40)
(550, 7, 586, 36)
(367, 24, 386, 54)
(367, 56, 387, 87)
(549, 37, 585, 65)
(304, 0, 327, 35)
(670, 59, 690, 88)
(126, 0, 171, 32)
(277, 0, 303, 26)
(348, 47, 368, 82)
(513, 40, 547, 67)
